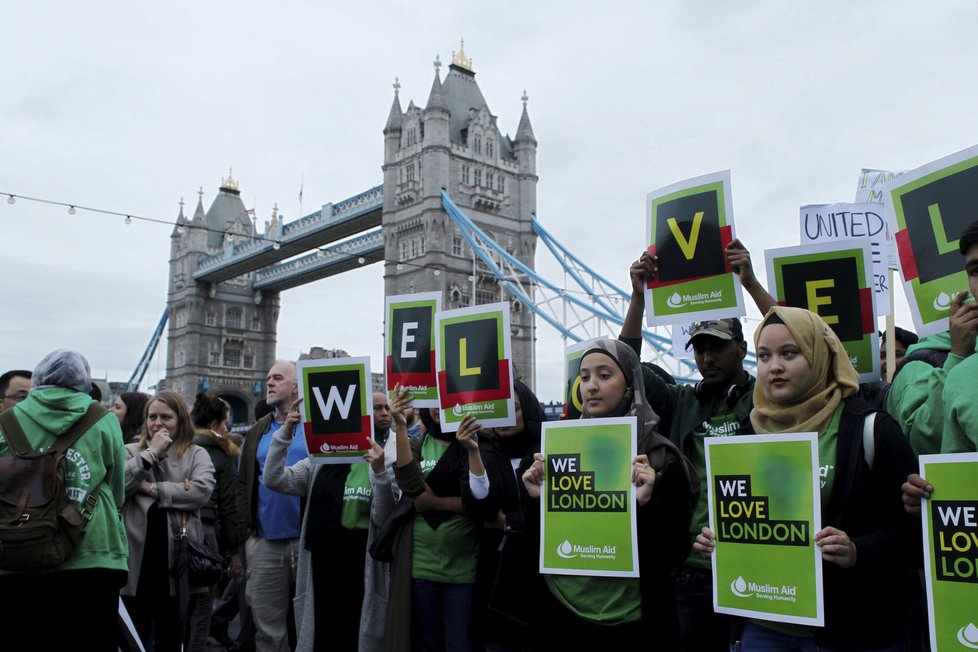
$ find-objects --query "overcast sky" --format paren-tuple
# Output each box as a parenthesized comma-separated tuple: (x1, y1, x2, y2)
(3, 1, 976, 402)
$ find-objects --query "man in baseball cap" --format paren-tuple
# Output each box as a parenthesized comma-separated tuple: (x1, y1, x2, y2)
(620, 243, 763, 652)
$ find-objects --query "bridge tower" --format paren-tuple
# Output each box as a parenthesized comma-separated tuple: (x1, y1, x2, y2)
(382, 44, 539, 389)
(164, 173, 280, 425)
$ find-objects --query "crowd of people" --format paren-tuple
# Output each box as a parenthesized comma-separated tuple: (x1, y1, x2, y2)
(2, 221, 978, 652)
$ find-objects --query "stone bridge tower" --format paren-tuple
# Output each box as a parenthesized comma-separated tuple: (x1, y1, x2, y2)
(164, 173, 280, 425)
(382, 43, 539, 389)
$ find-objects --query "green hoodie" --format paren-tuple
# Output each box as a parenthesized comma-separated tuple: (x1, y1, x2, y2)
(886, 331, 967, 455)
(0, 387, 128, 574)
(941, 352, 978, 453)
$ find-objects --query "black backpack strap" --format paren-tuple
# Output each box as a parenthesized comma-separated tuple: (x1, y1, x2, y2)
(0, 409, 32, 456)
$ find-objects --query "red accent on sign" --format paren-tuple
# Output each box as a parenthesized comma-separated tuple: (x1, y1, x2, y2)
(859, 287, 874, 334)
(437, 359, 512, 405)
(303, 416, 372, 454)
(386, 351, 437, 389)
(896, 229, 918, 281)
(720, 226, 733, 273)
(645, 244, 657, 290)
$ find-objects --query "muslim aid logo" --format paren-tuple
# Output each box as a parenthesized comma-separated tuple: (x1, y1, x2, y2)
(557, 540, 576, 559)
(731, 576, 753, 597)
(957, 623, 978, 649)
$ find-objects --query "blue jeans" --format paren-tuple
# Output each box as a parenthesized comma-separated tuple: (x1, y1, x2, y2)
(412, 578, 474, 652)
(734, 621, 908, 652)
(675, 565, 731, 651)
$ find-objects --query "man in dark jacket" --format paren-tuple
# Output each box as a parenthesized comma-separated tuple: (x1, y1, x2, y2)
(237, 361, 304, 652)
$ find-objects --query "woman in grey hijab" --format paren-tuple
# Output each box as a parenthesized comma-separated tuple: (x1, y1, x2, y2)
(520, 339, 697, 648)
(0, 348, 129, 650)
(32, 348, 93, 393)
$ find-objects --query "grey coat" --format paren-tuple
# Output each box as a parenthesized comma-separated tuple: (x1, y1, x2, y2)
(121, 443, 216, 596)
(264, 427, 401, 652)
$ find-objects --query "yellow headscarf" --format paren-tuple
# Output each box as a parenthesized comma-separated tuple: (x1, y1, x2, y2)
(750, 306, 860, 436)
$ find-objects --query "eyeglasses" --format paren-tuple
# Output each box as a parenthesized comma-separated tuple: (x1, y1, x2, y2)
(2, 391, 29, 402)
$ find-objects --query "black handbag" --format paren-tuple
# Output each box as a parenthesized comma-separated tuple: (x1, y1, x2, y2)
(186, 536, 224, 587)
(174, 513, 225, 587)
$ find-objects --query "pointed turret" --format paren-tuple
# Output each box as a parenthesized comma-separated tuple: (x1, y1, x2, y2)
(515, 91, 536, 145)
(192, 188, 206, 223)
(171, 197, 187, 238)
(384, 78, 403, 135)
(425, 59, 448, 114)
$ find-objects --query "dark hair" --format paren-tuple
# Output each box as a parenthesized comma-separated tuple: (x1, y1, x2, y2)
(88, 383, 102, 401)
(880, 327, 919, 349)
(191, 392, 230, 429)
(959, 220, 978, 255)
(118, 392, 150, 441)
(254, 398, 273, 421)
(0, 370, 31, 396)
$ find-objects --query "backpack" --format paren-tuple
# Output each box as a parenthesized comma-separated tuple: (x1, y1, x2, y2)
(0, 403, 107, 570)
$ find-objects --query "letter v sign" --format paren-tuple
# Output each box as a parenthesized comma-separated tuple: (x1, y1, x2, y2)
(667, 211, 704, 260)
(312, 385, 357, 420)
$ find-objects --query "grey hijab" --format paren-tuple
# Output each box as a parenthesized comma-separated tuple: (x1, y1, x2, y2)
(579, 339, 660, 447)
(32, 349, 92, 393)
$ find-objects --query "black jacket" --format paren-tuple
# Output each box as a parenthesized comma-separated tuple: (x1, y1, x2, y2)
(743, 397, 920, 649)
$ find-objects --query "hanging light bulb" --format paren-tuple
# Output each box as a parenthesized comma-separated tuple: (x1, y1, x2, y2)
(396, 263, 404, 270)
(433, 269, 441, 276)
(125, 215, 132, 225)
(6, 195, 14, 205)
(272, 242, 281, 250)
(357, 257, 365, 264)
(68, 205, 76, 215)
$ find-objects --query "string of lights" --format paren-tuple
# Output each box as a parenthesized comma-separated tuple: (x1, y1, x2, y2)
(1, 190, 620, 298)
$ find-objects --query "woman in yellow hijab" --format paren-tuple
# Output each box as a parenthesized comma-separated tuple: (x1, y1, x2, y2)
(697, 307, 919, 651)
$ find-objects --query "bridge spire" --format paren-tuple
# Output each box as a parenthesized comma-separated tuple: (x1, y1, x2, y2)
(384, 78, 403, 134)
(516, 90, 536, 144)
(426, 63, 447, 112)
(192, 189, 206, 223)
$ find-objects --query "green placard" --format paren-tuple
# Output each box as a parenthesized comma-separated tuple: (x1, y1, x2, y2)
(297, 357, 373, 464)
(435, 302, 515, 432)
(540, 417, 639, 577)
(706, 433, 824, 626)
(920, 453, 978, 650)
(644, 170, 745, 326)
(885, 146, 978, 337)
(385, 292, 440, 407)
(764, 241, 879, 382)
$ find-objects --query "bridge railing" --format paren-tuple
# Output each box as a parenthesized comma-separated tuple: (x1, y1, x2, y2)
(254, 229, 383, 284)
(196, 184, 385, 274)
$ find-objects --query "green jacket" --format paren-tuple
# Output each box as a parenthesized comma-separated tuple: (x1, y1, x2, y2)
(0, 387, 128, 574)
(886, 331, 967, 455)
(941, 353, 978, 453)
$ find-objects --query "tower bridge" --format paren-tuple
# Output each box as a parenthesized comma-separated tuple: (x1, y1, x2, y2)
(162, 44, 540, 423)
(155, 43, 719, 424)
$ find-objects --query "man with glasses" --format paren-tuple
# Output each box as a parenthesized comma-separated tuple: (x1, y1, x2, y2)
(0, 370, 31, 412)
